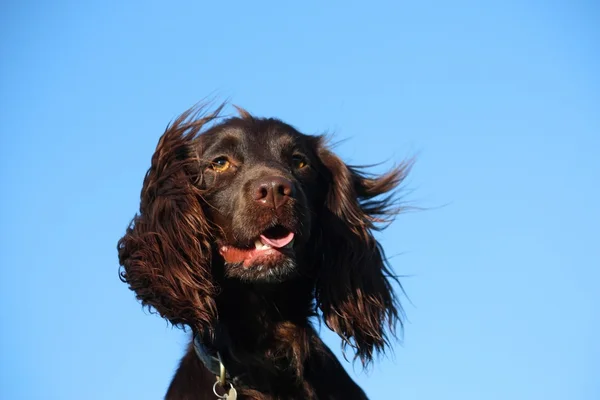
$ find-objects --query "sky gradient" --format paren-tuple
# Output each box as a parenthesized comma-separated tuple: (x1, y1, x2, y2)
(1, 1, 598, 399)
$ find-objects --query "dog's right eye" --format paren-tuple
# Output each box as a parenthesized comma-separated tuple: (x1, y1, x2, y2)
(292, 154, 308, 170)
(210, 156, 231, 172)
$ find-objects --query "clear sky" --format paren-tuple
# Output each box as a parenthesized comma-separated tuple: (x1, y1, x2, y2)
(1, 1, 598, 399)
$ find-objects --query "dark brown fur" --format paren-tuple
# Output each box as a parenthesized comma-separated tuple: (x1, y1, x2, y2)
(118, 103, 411, 399)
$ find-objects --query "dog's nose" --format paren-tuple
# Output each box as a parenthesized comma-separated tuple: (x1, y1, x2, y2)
(252, 176, 294, 209)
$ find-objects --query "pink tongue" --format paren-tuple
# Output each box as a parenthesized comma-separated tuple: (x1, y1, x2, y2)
(259, 232, 295, 248)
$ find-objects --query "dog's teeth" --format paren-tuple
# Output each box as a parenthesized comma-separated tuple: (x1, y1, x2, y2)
(254, 239, 271, 250)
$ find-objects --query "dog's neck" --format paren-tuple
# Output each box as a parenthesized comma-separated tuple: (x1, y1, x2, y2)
(217, 277, 316, 337)
(201, 277, 317, 386)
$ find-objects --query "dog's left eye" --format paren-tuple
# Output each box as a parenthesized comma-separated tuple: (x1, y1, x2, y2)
(292, 154, 308, 169)
(210, 156, 231, 172)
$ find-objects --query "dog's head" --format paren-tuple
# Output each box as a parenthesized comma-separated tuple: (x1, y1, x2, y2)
(195, 112, 319, 282)
(118, 104, 411, 363)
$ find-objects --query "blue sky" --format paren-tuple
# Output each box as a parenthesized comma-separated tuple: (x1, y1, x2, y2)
(1, 1, 598, 399)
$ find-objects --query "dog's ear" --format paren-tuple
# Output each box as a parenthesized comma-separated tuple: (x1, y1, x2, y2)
(118, 104, 224, 333)
(314, 137, 412, 365)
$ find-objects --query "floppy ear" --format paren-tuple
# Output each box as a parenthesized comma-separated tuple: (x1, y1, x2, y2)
(117, 104, 224, 332)
(314, 138, 412, 365)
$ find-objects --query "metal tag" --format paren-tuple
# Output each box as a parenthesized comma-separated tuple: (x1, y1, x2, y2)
(213, 378, 237, 399)
(226, 386, 237, 400)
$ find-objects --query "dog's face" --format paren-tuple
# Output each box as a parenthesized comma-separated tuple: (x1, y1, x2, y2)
(196, 117, 321, 282)
(118, 104, 408, 362)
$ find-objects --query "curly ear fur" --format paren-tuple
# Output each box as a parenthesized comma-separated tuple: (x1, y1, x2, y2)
(314, 137, 412, 365)
(118, 104, 224, 332)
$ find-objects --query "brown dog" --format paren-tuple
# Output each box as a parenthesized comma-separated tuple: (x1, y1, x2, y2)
(118, 104, 410, 399)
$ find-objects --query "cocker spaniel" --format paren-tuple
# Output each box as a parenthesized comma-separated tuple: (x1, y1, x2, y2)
(118, 103, 411, 399)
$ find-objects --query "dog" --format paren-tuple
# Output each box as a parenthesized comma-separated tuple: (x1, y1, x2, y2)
(118, 103, 410, 399)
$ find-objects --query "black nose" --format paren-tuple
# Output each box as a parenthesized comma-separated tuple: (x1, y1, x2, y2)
(252, 176, 294, 209)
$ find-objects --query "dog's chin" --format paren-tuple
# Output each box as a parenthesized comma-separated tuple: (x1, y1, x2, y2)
(224, 257, 298, 283)
(218, 225, 301, 282)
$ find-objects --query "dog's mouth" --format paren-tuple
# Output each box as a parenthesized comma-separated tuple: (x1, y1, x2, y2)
(219, 225, 295, 267)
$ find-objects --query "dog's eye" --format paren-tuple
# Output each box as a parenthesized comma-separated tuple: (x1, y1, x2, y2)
(210, 156, 231, 172)
(292, 154, 307, 169)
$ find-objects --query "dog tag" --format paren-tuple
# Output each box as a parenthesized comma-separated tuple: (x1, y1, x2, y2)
(226, 386, 237, 400)
(213, 379, 237, 399)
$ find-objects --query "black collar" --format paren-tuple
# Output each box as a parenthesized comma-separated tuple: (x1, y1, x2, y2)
(192, 334, 229, 379)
